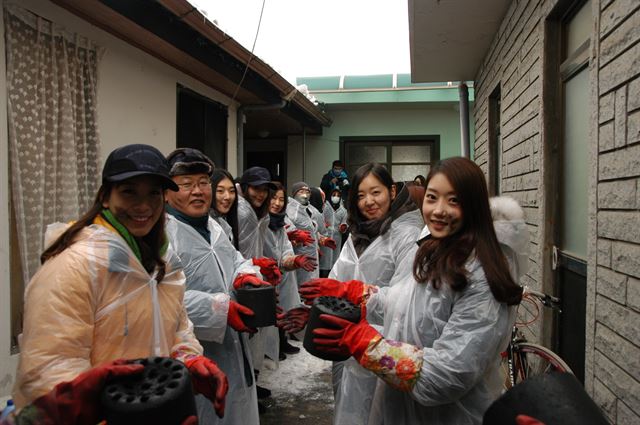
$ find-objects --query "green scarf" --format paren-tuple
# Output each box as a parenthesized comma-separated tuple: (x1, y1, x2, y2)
(100, 209, 168, 263)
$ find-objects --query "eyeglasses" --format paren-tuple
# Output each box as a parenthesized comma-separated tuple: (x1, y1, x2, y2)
(177, 180, 212, 192)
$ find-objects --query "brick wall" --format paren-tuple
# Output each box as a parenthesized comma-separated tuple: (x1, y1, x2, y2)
(473, 0, 640, 422)
(592, 0, 640, 422)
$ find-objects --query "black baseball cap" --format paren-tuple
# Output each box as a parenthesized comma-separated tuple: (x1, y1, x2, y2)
(102, 144, 179, 191)
(240, 166, 277, 189)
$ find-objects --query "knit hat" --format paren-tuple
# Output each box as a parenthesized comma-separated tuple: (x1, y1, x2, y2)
(291, 182, 310, 196)
(166, 148, 214, 177)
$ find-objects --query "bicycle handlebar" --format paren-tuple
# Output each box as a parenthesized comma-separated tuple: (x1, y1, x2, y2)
(522, 286, 562, 312)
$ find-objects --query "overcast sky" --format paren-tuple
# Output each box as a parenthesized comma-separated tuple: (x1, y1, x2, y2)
(187, 0, 411, 85)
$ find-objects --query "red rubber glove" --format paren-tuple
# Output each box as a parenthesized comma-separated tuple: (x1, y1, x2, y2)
(293, 254, 318, 272)
(185, 356, 229, 418)
(227, 300, 257, 333)
(321, 237, 337, 250)
(30, 359, 144, 425)
(339, 223, 348, 233)
(287, 229, 314, 246)
(233, 273, 271, 290)
(516, 415, 546, 425)
(277, 307, 311, 333)
(299, 278, 367, 306)
(252, 257, 282, 285)
(313, 312, 380, 362)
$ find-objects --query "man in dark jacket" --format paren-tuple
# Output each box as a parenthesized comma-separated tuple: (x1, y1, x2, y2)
(320, 160, 350, 201)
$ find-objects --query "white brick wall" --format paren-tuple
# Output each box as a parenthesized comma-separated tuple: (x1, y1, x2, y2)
(474, 0, 640, 422)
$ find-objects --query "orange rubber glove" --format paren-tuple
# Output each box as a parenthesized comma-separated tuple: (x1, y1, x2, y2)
(184, 356, 229, 418)
(30, 359, 144, 425)
(232, 273, 271, 290)
(277, 307, 311, 333)
(287, 229, 314, 246)
(293, 254, 318, 272)
(252, 257, 282, 285)
(299, 278, 368, 306)
(312, 313, 380, 362)
(320, 237, 337, 250)
(516, 415, 546, 425)
(227, 300, 256, 333)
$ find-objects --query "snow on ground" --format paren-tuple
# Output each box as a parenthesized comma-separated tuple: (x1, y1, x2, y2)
(259, 338, 334, 424)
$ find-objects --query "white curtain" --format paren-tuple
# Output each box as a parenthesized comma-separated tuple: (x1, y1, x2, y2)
(5, 4, 102, 283)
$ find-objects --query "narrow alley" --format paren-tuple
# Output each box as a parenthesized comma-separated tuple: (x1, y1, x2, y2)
(260, 339, 334, 425)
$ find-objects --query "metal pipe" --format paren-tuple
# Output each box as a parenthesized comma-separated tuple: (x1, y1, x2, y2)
(458, 82, 470, 158)
(302, 126, 307, 181)
(236, 100, 287, 175)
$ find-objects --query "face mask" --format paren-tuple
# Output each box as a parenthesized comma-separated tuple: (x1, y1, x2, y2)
(295, 193, 310, 205)
(331, 196, 340, 204)
(332, 168, 343, 177)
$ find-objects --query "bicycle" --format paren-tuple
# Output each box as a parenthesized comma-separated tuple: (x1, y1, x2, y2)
(501, 286, 573, 389)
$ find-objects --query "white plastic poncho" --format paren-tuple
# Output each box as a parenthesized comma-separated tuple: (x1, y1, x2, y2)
(210, 210, 234, 245)
(14, 222, 202, 408)
(263, 224, 303, 312)
(286, 197, 320, 285)
(237, 196, 269, 260)
(363, 257, 514, 425)
(322, 200, 347, 269)
(320, 202, 337, 270)
(236, 195, 279, 370)
(331, 209, 424, 425)
(490, 196, 530, 282)
(165, 215, 259, 425)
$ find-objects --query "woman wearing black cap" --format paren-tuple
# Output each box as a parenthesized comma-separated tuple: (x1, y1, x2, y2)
(12, 144, 228, 424)
(236, 166, 282, 409)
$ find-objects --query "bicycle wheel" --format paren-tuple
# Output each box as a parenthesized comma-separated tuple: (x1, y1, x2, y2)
(501, 342, 573, 389)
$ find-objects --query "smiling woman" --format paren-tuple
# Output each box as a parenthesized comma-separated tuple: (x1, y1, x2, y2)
(12, 144, 228, 424)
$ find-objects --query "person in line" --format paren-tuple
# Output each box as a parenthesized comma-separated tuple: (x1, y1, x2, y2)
(287, 183, 322, 286)
(236, 166, 281, 407)
(164, 148, 268, 424)
(321, 160, 350, 201)
(323, 188, 348, 267)
(303, 157, 524, 424)
(12, 144, 228, 424)
(301, 162, 423, 425)
(210, 168, 240, 248)
(263, 182, 316, 358)
(309, 187, 337, 278)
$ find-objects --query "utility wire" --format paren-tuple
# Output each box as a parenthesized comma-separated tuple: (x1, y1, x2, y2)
(231, 0, 267, 102)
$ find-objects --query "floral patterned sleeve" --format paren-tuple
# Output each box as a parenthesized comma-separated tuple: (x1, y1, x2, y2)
(359, 335, 424, 392)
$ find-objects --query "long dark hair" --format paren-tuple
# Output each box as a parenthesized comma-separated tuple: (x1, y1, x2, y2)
(412, 157, 522, 305)
(269, 181, 288, 213)
(346, 162, 395, 228)
(41, 181, 168, 281)
(211, 169, 239, 249)
(240, 183, 270, 219)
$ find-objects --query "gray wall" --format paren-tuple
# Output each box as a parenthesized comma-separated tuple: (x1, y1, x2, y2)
(473, 1, 640, 423)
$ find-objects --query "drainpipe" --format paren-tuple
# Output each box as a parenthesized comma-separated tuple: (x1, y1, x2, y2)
(302, 126, 307, 181)
(237, 100, 287, 174)
(458, 82, 470, 158)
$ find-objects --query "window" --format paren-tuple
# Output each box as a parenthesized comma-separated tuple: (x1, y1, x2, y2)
(177, 85, 228, 168)
(341, 137, 439, 182)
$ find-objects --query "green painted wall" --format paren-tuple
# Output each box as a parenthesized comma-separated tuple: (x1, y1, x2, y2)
(286, 106, 475, 190)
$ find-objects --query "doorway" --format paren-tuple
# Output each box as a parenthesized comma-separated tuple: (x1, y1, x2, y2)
(244, 139, 287, 183)
(545, 0, 591, 383)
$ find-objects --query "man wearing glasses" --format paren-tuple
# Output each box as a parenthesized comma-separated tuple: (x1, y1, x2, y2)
(164, 148, 267, 424)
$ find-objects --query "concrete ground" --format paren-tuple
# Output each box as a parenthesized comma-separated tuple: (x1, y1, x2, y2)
(259, 339, 334, 425)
